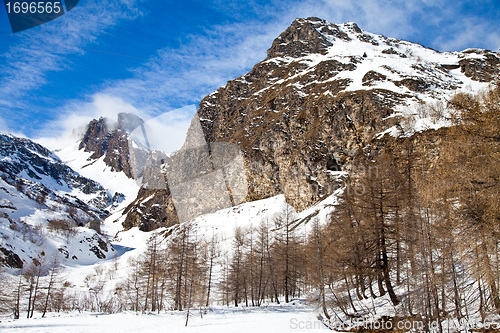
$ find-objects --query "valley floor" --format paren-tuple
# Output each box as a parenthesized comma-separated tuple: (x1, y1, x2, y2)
(0, 303, 321, 332)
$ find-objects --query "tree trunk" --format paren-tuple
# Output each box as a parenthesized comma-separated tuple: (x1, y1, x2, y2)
(14, 277, 21, 320)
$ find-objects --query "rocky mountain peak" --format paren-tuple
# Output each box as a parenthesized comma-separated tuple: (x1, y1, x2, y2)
(79, 113, 145, 179)
(79, 117, 108, 159)
(265, 18, 391, 60)
(123, 17, 500, 231)
(267, 17, 352, 59)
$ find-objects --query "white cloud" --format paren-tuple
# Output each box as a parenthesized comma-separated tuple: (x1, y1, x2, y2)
(0, 115, 27, 137)
(35, 94, 196, 153)
(210, 0, 428, 43)
(432, 19, 500, 52)
(35, 94, 142, 149)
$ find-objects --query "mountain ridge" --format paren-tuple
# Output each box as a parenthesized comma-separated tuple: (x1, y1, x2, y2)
(0, 133, 117, 269)
(121, 17, 499, 231)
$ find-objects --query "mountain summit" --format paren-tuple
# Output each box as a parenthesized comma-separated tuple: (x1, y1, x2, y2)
(79, 113, 145, 179)
(123, 18, 499, 231)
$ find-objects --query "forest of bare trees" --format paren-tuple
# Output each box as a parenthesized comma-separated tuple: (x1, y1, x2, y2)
(308, 84, 500, 329)
(1, 85, 499, 331)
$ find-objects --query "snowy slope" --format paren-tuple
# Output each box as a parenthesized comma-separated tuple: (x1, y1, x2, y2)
(0, 133, 119, 269)
(256, 19, 492, 105)
(0, 215, 115, 269)
(54, 141, 140, 212)
(66, 190, 340, 307)
(0, 133, 113, 214)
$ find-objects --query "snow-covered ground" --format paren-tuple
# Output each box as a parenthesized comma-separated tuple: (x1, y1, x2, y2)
(57, 190, 341, 294)
(0, 303, 318, 332)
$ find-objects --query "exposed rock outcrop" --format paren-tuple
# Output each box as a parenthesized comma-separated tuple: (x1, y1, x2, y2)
(79, 113, 145, 178)
(123, 17, 500, 231)
(458, 49, 500, 82)
(0, 133, 111, 216)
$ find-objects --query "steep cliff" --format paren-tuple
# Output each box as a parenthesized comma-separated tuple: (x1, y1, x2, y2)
(123, 17, 499, 231)
(79, 113, 145, 179)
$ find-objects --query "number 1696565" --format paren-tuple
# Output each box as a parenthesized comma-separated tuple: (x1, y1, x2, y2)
(5, 2, 62, 14)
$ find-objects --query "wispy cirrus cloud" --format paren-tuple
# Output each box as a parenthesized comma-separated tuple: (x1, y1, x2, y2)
(0, 0, 144, 125)
(96, 21, 284, 116)
(84, 0, 500, 116)
(431, 19, 500, 52)
(0, 114, 26, 137)
(0, 115, 8, 133)
(36, 93, 196, 154)
(35, 93, 143, 149)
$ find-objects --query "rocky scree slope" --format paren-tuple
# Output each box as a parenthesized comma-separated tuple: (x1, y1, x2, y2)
(123, 17, 500, 231)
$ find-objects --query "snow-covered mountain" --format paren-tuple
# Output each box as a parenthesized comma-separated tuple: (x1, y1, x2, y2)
(78, 113, 144, 179)
(0, 133, 115, 217)
(0, 133, 119, 269)
(123, 17, 499, 231)
(2, 16, 499, 271)
(1, 17, 499, 329)
(53, 113, 146, 211)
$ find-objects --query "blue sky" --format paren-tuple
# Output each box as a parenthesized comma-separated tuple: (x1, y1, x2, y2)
(0, 0, 499, 142)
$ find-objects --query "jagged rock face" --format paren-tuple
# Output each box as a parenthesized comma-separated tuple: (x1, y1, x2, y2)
(198, 80, 403, 212)
(0, 245, 23, 269)
(0, 133, 111, 215)
(267, 17, 346, 58)
(79, 113, 145, 178)
(123, 188, 178, 231)
(123, 17, 500, 230)
(458, 49, 500, 82)
(195, 18, 497, 212)
(79, 118, 108, 159)
(123, 150, 178, 231)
